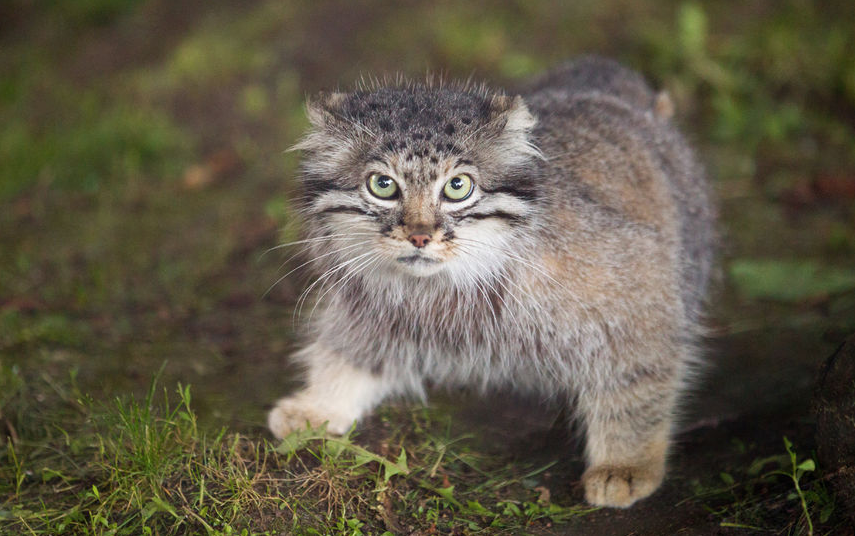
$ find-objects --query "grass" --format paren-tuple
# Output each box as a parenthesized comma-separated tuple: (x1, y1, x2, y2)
(1, 373, 596, 534)
(0, 83, 191, 199)
(1, 0, 855, 533)
(3, 371, 846, 534)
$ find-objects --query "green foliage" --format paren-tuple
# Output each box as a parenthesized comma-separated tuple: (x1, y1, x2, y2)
(642, 0, 855, 178)
(0, 87, 191, 200)
(0, 371, 593, 534)
(274, 425, 410, 484)
(269, 413, 596, 533)
(729, 259, 855, 302)
(781, 437, 817, 535)
(691, 437, 837, 534)
(0, 310, 82, 351)
(1, 375, 283, 534)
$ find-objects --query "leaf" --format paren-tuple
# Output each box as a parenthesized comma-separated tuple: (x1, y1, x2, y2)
(719, 472, 735, 486)
(351, 449, 377, 467)
(500, 501, 523, 517)
(325, 438, 347, 458)
(395, 447, 408, 470)
(729, 259, 855, 302)
(783, 436, 793, 451)
(436, 485, 457, 504)
(420, 482, 462, 509)
(747, 454, 789, 476)
(466, 500, 493, 517)
(274, 426, 323, 455)
(796, 459, 816, 472)
(382, 447, 409, 482)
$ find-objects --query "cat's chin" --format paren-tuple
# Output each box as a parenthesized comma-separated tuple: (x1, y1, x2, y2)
(394, 255, 446, 277)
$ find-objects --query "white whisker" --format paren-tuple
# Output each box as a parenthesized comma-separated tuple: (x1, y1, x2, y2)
(293, 250, 377, 321)
(259, 232, 377, 259)
(262, 240, 374, 299)
(455, 243, 538, 325)
(309, 253, 381, 321)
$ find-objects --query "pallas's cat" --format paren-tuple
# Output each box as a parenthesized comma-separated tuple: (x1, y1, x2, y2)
(268, 57, 714, 507)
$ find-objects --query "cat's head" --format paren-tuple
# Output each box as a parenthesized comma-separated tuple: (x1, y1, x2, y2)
(292, 84, 542, 281)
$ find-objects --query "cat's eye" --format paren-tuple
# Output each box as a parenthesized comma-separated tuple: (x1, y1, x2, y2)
(443, 174, 474, 201)
(367, 173, 399, 199)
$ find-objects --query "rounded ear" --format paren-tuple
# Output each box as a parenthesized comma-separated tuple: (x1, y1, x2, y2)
(290, 92, 352, 153)
(488, 95, 537, 134)
(479, 95, 542, 164)
(305, 91, 350, 128)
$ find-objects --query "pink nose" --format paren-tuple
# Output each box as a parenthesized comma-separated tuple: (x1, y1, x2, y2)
(409, 234, 431, 248)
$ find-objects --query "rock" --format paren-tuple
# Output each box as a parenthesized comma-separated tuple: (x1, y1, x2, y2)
(814, 333, 855, 524)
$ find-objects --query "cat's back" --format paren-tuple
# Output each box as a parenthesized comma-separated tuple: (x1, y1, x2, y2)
(522, 56, 714, 318)
(523, 57, 681, 228)
(522, 55, 658, 112)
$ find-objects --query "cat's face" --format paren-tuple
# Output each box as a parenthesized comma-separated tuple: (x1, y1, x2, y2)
(293, 86, 542, 282)
(321, 153, 520, 278)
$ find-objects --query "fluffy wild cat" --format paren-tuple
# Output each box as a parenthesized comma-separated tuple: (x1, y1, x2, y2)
(268, 56, 715, 508)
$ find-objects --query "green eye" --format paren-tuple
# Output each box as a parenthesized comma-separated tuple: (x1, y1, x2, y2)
(367, 173, 399, 199)
(443, 174, 473, 201)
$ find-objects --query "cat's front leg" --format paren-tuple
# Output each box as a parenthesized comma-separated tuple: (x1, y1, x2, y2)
(267, 342, 389, 438)
(577, 360, 682, 508)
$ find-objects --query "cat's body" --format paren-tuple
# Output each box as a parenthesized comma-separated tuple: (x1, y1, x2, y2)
(268, 56, 715, 508)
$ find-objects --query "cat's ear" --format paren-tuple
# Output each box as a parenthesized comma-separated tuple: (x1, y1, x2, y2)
(488, 95, 537, 134)
(291, 92, 352, 154)
(482, 95, 543, 163)
(305, 92, 350, 128)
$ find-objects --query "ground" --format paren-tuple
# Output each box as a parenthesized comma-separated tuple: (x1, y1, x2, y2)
(1, 0, 855, 534)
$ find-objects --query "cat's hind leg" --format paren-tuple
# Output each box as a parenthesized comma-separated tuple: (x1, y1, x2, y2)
(268, 342, 390, 438)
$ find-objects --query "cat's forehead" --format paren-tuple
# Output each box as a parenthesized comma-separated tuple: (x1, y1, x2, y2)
(339, 88, 493, 164)
(341, 88, 492, 132)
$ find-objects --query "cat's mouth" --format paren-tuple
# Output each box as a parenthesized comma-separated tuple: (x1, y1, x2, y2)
(396, 254, 440, 265)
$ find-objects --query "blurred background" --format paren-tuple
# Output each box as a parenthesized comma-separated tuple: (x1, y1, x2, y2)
(1, 0, 854, 531)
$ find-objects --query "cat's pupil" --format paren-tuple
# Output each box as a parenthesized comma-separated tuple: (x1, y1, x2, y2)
(378, 177, 391, 188)
(450, 177, 463, 189)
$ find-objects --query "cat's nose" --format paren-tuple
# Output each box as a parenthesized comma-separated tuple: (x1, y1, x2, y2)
(408, 234, 431, 248)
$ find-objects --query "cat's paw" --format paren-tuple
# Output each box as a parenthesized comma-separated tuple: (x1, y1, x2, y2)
(267, 395, 353, 439)
(582, 463, 664, 508)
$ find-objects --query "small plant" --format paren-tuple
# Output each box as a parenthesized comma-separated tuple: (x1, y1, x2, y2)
(772, 437, 816, 536)
(692, 436, 837, 534)
(274, 424, 410, 484)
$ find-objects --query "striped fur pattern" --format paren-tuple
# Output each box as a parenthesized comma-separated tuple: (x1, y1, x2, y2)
(268, 56, 715, 508)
